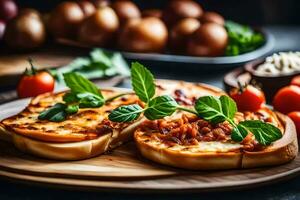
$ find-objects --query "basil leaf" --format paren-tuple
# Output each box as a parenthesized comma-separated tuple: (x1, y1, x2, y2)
(194, 96, 227, 124)
(231, 124, 249, 142)
(52, 49, 130, 84)
(38, 103, 67, 122)
(225, 21, 265, 56)
(108, 104, 143, 122)
(238, 120, 282, 145)
(48, 111, 67, 122)
(63, 92, 79, 103)
(65, 105, 79, 114)
(78, 94, 105, 108)
(63, 72, 103, 98)
(144, 95, 178, 120)
(220, 95, 237, 121)
(131, 62, 155, 103)
(195, 95, 237, 124)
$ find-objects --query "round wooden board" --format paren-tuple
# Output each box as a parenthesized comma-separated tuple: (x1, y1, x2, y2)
(0, 98, 299, 192)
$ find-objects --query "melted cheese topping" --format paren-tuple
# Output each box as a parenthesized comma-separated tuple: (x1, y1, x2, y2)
(136, 130, 242, 153)
(156, 140, 241, 152)
(155, 80, 224, 98)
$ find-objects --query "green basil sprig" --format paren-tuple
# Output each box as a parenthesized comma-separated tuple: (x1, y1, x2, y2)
(108, 63, 179, 122)
(38, 72, 126, 122)
(194, 95, 282, 145)
(233, 121, 282, 145)
(108, 62, 282, 146)
(131, 62, 155, 103)
(38, 103, 67, 122)
(108, 104, 144, 122)
(144, 95, 178, 120)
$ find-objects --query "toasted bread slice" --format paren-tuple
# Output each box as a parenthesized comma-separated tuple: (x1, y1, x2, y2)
(0, 88, 144, 160)
(0, 120, 143, 160)
(134, 110, 298, 170)
(0, 80, 225, 160)
(1, 89, 140, 143)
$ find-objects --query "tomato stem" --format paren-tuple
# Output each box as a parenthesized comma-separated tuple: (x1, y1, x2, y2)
(237, 81, 245, 94)
(27, 58, 37, 75)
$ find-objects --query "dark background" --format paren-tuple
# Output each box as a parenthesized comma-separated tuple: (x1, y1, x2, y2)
(16, 0, 300, 25)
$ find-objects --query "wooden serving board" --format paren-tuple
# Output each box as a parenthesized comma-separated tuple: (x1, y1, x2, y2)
(0, 98, 300, 192)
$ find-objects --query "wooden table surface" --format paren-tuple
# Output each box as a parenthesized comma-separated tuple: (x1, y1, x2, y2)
(0, 26, 300, 200)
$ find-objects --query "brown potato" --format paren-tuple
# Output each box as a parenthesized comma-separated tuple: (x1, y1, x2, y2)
(142, 9, 162, 19)
(187, 23, 228, 57)
(18, 8, 41, 19)
(162, 0, 203, 27)
(77, 1, 96, 18)
(118, 17, 168, 53)
(201, 11, 225, 26)
(48, 1, 84, 38)
(111, 0, 141, 23)
(169, 18, 200, 53)
(91, 0, 110, 8)
(78, 7, 119, 46)
(4, 14, 46, 49)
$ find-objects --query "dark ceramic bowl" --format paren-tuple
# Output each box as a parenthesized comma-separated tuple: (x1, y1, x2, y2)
(245, 59, 300, 102)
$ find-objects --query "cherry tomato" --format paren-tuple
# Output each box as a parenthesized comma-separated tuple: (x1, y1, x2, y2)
(229, 85, 266, 111)
(273, 85, 300, 114)
(291, 75, 300, 87)
(288, 111, 300, 136)
(17, 59, 55, 98)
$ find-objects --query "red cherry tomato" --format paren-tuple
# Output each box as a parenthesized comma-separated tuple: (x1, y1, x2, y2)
(17, 59, 55, 98)
(288, 111, 300, 136)
(273, 85, 300, 114)
(291, 75, 300, 87)
(229, 85, 266, 111)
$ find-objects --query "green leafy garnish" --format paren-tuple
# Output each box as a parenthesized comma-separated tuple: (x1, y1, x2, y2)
(195, 96, 235, 124)
(65, 105, 79, 114)
(235, 121, 282, 145)
(38, 72, 127, 122)
(63, 72, 103, 98)
(231, 125, 248, 142)
(131, 62, 155, 103)
(38, 103, 67, 122)
(225, 21, 265, 56)
(194, 95, 282, 145)
(78, 94, 105, 108)
(109, 62, 282, 146)
(108, 104, 144, 122)
(109, 63, 179, 122)
(63, 92, 78, 103)
(144, 95, 178, 120)
(50, 49, 130, 84)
